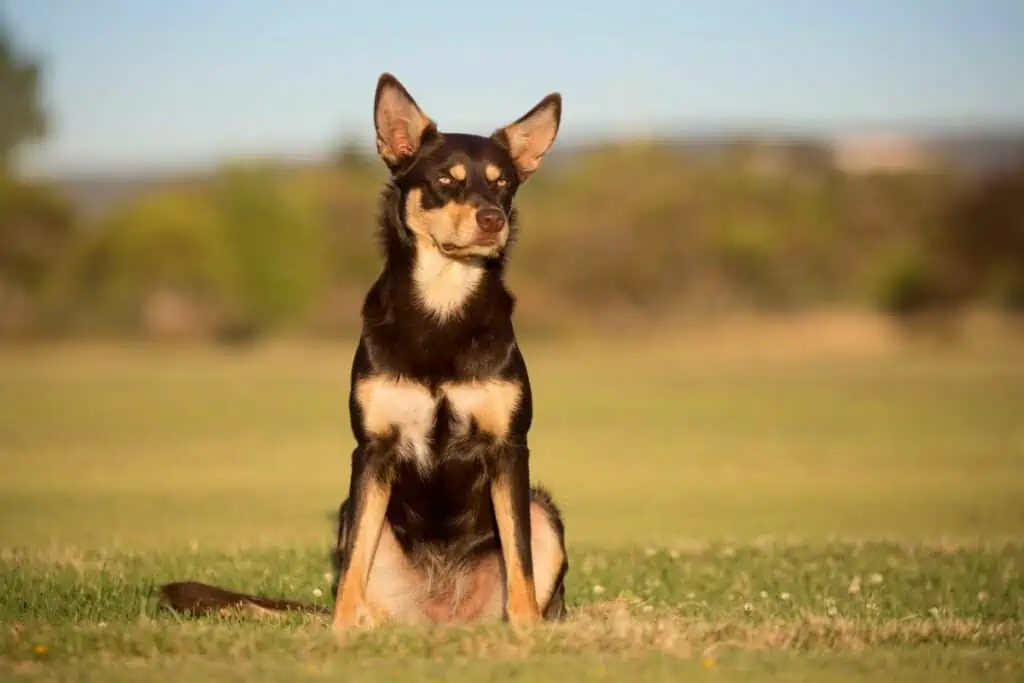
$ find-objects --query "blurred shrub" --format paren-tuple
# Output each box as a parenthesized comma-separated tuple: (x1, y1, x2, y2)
(511, 143, 955, 316)
(867, 244, 939, 317)
(11, 139, 1024, 340)
(0, 174, 76, 332)
(62, 164, 333, 340)
(933, 164, 1024, 311)
(209, 163, 328, 338)
(70, 191, 237, 338)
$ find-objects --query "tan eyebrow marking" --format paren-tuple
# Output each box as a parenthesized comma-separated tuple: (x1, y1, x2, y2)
(485, 164, 502, 182)
(449, 163, 467, 181)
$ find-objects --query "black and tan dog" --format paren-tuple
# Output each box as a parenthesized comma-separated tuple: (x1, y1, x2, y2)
(160, 73, 568, 630)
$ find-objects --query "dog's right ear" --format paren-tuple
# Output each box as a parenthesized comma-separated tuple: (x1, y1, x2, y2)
(374, 73, 436, 171)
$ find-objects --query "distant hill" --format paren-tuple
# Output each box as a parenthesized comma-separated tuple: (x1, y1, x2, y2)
(46, 131, 1024, 223)
(929, 133, 1024, 175)
(51, 173, 187, 224)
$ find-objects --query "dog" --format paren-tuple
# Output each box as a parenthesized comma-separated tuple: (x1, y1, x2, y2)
(160, 73, 569, 630)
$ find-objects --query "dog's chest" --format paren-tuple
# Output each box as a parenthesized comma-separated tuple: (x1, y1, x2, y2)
(355, 376, 522, 472)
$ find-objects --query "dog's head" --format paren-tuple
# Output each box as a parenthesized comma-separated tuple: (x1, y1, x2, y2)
(373, 73, 561, 260)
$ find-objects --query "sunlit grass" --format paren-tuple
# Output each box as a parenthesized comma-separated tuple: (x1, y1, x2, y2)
(2, 335, 1021, 549)
(1, 333, 1022, 680)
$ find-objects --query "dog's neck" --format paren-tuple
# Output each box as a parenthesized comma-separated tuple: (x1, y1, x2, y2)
(374, 183, 513, 329)
(411, 247, 487, 323)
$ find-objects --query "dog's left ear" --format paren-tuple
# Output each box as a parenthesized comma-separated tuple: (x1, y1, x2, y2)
(492, 93, 562, 181)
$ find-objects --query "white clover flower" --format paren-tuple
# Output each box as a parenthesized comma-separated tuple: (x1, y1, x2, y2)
(592, 584, 606, 595)
(743, 602, 754, 614)
(868, 572, 884, 585)
(760, 590, 768, 599)
(848, 575, 861, 594)
(780, 592, 791, 601)
(313, 588, 323, 598)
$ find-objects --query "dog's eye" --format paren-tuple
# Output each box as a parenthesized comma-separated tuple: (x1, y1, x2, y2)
(495, 178, 508, 188)
(438, 175, 453, 186)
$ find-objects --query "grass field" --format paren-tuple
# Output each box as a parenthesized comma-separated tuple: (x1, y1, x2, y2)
(2, 323, 1023, 680)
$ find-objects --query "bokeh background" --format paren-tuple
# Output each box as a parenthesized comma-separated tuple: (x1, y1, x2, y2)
(2, 1, 1024, 343)
(0, 2, 1022, 550)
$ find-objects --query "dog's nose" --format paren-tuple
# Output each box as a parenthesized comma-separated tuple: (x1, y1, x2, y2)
(475, 208, 506, 234)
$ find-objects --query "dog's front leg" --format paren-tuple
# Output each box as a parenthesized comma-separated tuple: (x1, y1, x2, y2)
(491, 445, 541, 627)
(332, 445, 391, 631)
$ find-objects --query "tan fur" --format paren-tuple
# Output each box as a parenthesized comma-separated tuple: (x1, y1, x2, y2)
(333, 480, 392, 629)
(490, 478, 542, 625)
(440, 201, 478, 235)
(404, 188, 488, 251)
(485, 163, 503, 182)
(441, 379, 522, 441)
(402, 188, 434, 242)
(449, 163, 467, 180)
(355, 376, 437, 471)
(529, 502, 565, 608)
(360, 518, 435, 625)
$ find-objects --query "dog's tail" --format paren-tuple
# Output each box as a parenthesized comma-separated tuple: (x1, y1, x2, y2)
(158, 581, 330, 617)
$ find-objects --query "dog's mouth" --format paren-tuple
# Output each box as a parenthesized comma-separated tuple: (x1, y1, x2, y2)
(437, 235, 503, 258)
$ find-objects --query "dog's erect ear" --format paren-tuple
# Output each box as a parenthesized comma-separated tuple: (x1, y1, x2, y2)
(374, 73, 436, 170)
(492, 93, 562, 181)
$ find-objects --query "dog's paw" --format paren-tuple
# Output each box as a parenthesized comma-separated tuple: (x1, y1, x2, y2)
(332, 601, 378, 635)
(505, 599, 542, 631)
(507, 612, 541, 631)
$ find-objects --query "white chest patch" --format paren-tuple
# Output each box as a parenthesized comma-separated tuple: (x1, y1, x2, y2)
(442, 380, 523, 441)
(354, 376, 525, 472)
(413, 247, 483, 321)
(355, 376, 437, 471)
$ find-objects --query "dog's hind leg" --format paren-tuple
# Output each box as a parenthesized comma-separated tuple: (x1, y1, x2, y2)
(472, 485, 569, 622)
(528, 486, 569, 620)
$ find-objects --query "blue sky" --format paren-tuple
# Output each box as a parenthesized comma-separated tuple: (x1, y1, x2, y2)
(5, 0, 1024, 176)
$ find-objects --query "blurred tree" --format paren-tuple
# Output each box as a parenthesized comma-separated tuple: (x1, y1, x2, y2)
(211, 163, 328, 337)
(0, 176, 75, 291)
(0, 26, 47, 171)
(77, 191, 238, 338)
(0, 176, 75, 331)
(867, 243, 939, 317)
(936, 164, 1024, 310)
(333, 138, 374, 172)
(17, 135, 1017, 339)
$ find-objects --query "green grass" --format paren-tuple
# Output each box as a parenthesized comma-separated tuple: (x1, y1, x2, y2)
(1, 335, 1023, 680)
